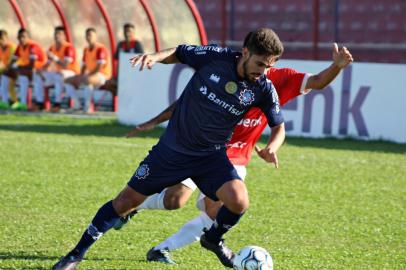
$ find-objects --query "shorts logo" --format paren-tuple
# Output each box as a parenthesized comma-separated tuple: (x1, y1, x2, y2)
(239, 89, 255, 106)
(135, 164, 150, 180)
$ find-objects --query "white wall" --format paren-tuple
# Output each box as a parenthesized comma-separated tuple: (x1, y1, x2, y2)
(118, 53, 406, 143)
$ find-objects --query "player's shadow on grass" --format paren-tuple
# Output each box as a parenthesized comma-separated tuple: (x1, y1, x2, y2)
(0, 251, 141, 262)
(0, 251, 61, 261)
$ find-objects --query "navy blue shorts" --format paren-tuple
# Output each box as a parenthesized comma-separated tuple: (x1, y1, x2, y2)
(127, 142, 241, 201)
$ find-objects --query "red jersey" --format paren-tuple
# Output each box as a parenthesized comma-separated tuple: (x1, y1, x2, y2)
(13, 40, 47, 69)
(48, 42, 79, 73)
(0, 42, 15, 69)
(82, 42, 111, 78)
(226, 68, 311, 165)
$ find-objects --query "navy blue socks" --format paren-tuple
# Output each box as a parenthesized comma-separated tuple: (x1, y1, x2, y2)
(70, 200, 120, 257)
(205, 205, 244, 243)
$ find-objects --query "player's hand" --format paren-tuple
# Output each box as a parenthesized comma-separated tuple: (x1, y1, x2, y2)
(129, 54, 157, 71)
(333, 43, 354, 69)
(255, 145, 279, 168)
(47, 51, 59, 62)
(125, 122, 156, 138)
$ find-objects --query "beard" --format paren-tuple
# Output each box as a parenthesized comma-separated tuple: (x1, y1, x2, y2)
(242, 57, 261, 82)
(242, 59, 254, 82)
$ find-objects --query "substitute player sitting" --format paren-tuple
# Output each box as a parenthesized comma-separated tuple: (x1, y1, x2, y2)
(64, 28, 111, 112)
(0, 28, 47, 111)
(103, 23, 144, 95)
(39, 26, 79, 112)
(52, 28, 285, 269)
(119, 41, 353, 264)
(0, 29, 17, 109)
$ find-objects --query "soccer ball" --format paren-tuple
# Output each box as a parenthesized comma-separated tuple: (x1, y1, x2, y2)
(233, 246, 273, 270)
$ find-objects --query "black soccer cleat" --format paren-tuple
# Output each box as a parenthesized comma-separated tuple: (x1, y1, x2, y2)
(200, 231, 235, 268)
(51, 253, 82, 270)
(146, 247, 176, 265)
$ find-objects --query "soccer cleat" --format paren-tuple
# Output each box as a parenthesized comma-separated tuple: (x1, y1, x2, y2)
(146, 247, 176, 265)
(11, 102, 28, 111)
(0, 101, 9, 109)
(51, 253, 82, 270)
(113, 210, 138, 230)
(200, 231, 235, 268)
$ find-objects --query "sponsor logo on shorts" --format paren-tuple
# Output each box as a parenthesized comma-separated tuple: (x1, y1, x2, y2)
(239, 89, 255, 106)
(135, 164, 150, 180)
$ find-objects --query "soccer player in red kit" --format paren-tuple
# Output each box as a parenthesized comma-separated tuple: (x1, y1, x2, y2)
(118, 42, 353, 264)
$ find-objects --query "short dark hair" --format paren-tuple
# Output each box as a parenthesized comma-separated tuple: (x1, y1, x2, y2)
(18, 28, 29, 36)
(54, 26, 66, 32)
(243, 28, 284, 57)
(124, 23, 135, 30)
(86, 27, 96, 34)
(0, 29, 8, 38)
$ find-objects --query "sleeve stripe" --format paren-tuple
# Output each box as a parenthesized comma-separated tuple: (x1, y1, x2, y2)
(300, 73, 312, 95)
(64, 57, 73, 63)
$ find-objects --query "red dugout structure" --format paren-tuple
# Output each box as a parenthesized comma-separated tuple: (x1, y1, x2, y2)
(1, 0, 208, 111)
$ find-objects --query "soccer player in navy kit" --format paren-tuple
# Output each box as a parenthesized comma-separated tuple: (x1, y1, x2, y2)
(52, 28, 285, 269)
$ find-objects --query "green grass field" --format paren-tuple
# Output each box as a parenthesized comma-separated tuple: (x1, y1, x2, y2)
(0, 113, 405, 270)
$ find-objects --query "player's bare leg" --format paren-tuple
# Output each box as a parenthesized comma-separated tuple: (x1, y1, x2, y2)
(204, 197, 223, 219)
(113, 182, 195, 230)
(85, 73, 102, 86)
(64, 75, 82, 89)
(51, 185, 146, 270)
(164, 183, 194, 210)
(200, 179, 249, 268)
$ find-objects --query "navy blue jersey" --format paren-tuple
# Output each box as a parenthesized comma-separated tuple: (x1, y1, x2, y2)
(160, 44, 283, 155)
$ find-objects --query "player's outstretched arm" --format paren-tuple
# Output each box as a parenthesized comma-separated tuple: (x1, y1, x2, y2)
(129, 47, 179, 71)
(306, 43, 354, 90)
(126, 101, 177, 138)
(255, 123, 285, 168)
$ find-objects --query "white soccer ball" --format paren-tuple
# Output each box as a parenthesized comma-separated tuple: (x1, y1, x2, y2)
(233, 246, 273, 270)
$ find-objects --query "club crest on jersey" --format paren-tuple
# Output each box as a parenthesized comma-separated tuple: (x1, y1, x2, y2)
(239, 89, 255, 106)
(135, 164, 150, 180)
(225, 81, 238, 94)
